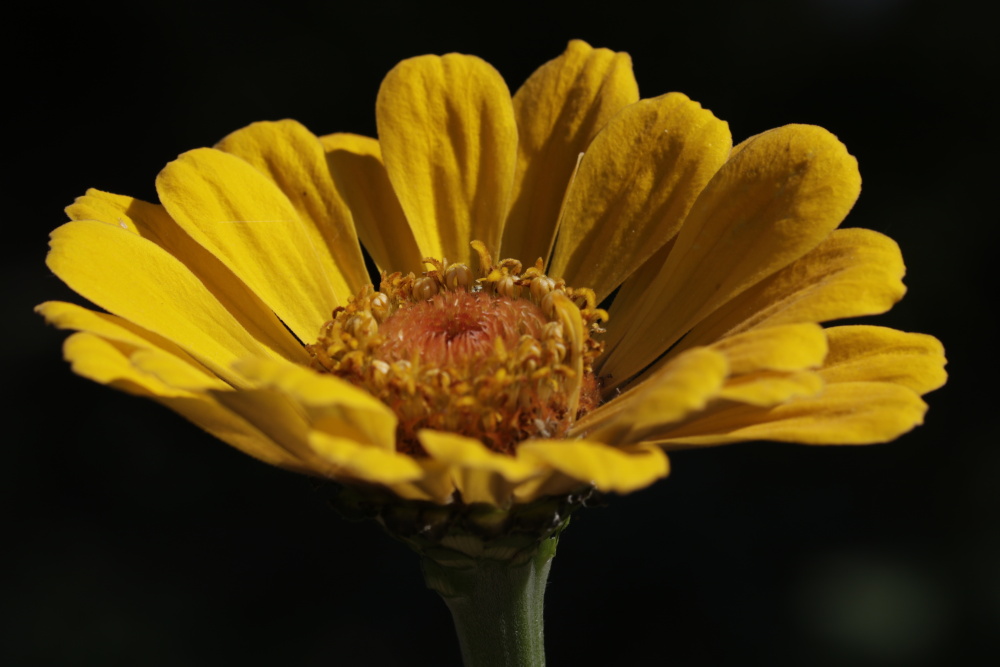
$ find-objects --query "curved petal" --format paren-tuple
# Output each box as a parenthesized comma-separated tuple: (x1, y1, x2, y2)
(66, 189, 306, 362)
(517, 440, 669, 495)
(673, 228, 907, 354)
(820, 326, 947, 395)
(601, 124, 862, 389)
(233, 357, 398, 451)
(156, 147, 340, 343)
(376, 53, 517, 265)
(41, 301, 231, 393)
(716, 370, 825, 406)
(619, 324, 830, 410)
(419, 430, 539, 506)
(210, 384, 331, 471)
(215, 120, 369, 299)
(62, 332, 310, 472)
(128, 348, 232, 392)
(46, 220, 276, 387)
(708, 323, 828, 375)
(319, 132, 424, 274)
(308, 431, 423, 484)
(651, 382, 928, 447)
(638, 325, 942, 447)
(386, 459, 457, 504)
(572, 347, 728, 444)
(698, 323, 829, 406)
(63, 332, 214, 397)
(549, 92, 732, 301)
(37, 300, 215, 379)
(502, 39, 639, 263)
(212, 362, 450, 502)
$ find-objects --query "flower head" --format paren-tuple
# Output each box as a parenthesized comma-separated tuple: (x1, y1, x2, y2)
(40, 40, 946, 508)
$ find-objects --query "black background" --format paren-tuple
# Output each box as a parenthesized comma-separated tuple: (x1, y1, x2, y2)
(4, 1, 995, 665)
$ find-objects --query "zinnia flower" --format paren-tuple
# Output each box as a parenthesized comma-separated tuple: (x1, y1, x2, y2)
(39, 40, 945, 510)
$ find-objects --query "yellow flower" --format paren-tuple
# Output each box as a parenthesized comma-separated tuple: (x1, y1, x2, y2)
(39, 40, 945, 508)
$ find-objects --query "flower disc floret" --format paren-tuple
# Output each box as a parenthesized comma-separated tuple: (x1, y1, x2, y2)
(307, 244, 607, 455)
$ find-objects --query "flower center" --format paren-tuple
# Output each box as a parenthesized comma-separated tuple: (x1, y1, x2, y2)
(307, 243, 607, 456)
(375, 291, 546, 369)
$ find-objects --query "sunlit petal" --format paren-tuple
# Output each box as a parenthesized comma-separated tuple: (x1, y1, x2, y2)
(652, 382, 928, 447)
(47, 220, 277, 386)
(62, 332, 310, 472)
(66, 189, 306, 362)
(674, 228, 906, 354)
(234, 357, 398, 451)
(215, 119, 369, 299)
(602, 124, 861, 389)
(550, 92, 731, 301)
(319, 132, 425, 274)
(573, 347, 728, 444)
(420, 430, 540, 505)
(502, 39, 639, 263)
(156, 147, 340, 342)
(517, 440, 669, 495)
(820, 326, 947, 395)
(377, 53, 517, 265)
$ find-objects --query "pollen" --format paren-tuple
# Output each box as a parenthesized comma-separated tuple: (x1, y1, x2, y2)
(307, 243, 608, 456)
(377, 292, 546, 369)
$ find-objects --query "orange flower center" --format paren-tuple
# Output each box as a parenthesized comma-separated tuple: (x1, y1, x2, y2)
(375, 292, 546, 371)
(307, 243, 607, 456)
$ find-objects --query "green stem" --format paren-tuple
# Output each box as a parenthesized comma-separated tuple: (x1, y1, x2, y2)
(421, 536, 557, 667)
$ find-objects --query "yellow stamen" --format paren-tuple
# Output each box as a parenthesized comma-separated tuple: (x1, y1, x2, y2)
(308, 242, 607, 456)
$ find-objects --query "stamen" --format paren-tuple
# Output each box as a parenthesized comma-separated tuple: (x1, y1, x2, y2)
(307, 243, 607, 456)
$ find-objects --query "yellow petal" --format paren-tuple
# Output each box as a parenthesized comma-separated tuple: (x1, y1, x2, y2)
(376, 53, 518, 265)
(653, 382, 927, 447)
(717, 370, 825, 406)
(156, 147, 340, 342)
(63, 331, 192, 399)
(63, 332, 310, 472)
(210, 385, 331, 471)
(38, 301, 250, 395)
(308, 431, 423, 484)
(386, 459, 457, 504)
(37, 300, 211, 376)
(319, 132, 424, 274)
(573, 347, 728, 445)
(233, 357, 398, 451)
(66, 189, 306, 362)
(517, 440, 669, 495)
(215, 120, 369, 299)
(214, 374, 446, 500)
(159, 392, 313, 474)
(549, 92, 732, 301)
(46, 220, 273, 387)
(602, 124, 862, 389)
(675, 228, 906, 353)
(128, 348, 231, 392)
(708, 323, 828, 375)
(419, 430, 539, 506)
(821, 326, 947, 395)
(699, 324, 830, 407)
(502, 39, 639, 263)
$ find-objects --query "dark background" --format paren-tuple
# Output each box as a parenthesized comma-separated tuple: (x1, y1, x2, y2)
(4, 1, 995, 665)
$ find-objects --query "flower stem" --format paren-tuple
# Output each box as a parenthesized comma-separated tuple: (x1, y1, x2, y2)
(421, 536, 557, 667)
